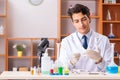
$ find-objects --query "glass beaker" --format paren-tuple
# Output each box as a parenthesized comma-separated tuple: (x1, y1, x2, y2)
(106, 43, 118, 74)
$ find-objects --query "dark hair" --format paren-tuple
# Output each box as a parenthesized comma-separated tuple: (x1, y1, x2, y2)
(67, 4, 90, 20)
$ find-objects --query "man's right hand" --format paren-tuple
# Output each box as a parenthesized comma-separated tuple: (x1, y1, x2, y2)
(70, 53, 80, 65)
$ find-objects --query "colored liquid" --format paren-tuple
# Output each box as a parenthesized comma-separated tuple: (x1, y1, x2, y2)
(106, 66, 118, 74)
(58, 67, 63, 75)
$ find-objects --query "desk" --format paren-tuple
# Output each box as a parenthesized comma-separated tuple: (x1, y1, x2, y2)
(0, 71, 120, 80)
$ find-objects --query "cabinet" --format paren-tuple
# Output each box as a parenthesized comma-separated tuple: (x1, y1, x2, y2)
(6, 38, 57, 71)
(102, 0, 120, 64)
(58, 0, 102, 40)
(0, 0, 8, 73)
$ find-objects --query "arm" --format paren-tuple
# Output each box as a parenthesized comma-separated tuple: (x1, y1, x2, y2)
(96, 38, 111, 72)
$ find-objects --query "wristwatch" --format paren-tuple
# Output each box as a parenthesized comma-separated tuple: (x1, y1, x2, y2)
(29, 0, 43, 6)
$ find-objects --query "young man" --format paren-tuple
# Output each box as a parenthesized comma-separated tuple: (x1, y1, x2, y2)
(59, 4, 111, 72)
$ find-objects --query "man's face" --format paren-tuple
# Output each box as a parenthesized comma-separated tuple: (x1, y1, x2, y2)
(72, 12, 90, 34)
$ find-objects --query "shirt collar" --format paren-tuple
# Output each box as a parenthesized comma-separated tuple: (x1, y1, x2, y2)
(77, 29, 92, 40)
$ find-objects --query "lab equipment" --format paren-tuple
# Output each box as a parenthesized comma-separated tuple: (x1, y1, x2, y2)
(37, 38, 49, 66)
(106, 43, 118, 74)
(63, 65, 69, 75)
(108, 24, 115, 38)
(106, 10, 111, 21)
(58, 66, 63, 75)
(118, 55, 120, 73)
(41, 48, 53, 75)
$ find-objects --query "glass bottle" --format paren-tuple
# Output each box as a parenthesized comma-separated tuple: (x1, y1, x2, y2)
(118, 55, 120, 74)
(106, 9, 111, 21)
(106, 43, 118, 74)
(108, 24, 115, 38)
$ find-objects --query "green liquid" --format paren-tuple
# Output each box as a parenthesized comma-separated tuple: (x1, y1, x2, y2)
(58, 67, 63, 75)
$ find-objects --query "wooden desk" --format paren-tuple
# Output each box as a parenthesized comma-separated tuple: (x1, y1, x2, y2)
(0, 71, 120, 80)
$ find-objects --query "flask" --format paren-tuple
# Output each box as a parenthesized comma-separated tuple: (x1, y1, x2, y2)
(108, 24, 115, 38)
(106, 43, 118, 74)
(30, 67, 34, 75)
(41, 48, 52, 75)
(118, 55, 120, 74)
(37, 65, 40, 75)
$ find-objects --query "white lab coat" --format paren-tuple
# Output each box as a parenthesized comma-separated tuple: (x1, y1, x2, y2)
(59, 30, 111, 72)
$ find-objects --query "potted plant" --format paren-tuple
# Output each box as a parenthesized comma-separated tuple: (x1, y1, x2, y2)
(13, 44, 26, 57)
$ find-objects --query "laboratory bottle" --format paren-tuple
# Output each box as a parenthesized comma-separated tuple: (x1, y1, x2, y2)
(106, 43, 118, 74)
(63, 65, 69, 75)
(41, 48, 52, 75)
(57, 60, 63, 75)
(118, 55, 120, 74)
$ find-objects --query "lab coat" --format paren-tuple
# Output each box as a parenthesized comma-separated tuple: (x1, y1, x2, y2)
(59, 29, 111, 72)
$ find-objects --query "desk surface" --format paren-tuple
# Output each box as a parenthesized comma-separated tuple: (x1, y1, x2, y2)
(0, 71, 120, 80)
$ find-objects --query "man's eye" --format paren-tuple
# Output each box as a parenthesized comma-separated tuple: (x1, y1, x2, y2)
(74, 20, 79, 23)
(81, 17, 87, 21)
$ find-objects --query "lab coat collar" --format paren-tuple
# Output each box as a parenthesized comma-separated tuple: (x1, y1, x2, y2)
(77, 29, 92, 40)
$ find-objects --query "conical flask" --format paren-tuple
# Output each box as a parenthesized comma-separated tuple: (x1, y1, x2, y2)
(108, 24, 115, 38)
(106, 43, 118, 74)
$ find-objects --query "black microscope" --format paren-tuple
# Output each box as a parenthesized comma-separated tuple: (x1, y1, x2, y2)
(37, 38, 49, 67)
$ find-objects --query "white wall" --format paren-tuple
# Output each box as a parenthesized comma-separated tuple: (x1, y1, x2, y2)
(8, 0, 58, 38)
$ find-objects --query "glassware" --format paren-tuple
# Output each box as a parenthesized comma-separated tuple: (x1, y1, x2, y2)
(106, 43, 118, 74)
(106, 10, 111, 21)
(118, 55, 120, 74)
(108, 24, 115, 38)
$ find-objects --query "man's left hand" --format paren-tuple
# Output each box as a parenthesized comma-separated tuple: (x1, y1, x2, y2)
(85, 50, 102, 64)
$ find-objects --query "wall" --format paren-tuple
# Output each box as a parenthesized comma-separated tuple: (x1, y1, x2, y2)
(8, 0, 58, 38)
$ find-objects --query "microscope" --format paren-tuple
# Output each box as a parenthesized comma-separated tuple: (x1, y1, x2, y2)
(37, 38, 49, 67)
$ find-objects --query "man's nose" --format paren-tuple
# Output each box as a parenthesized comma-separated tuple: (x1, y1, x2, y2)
(78, 21, 83, 26)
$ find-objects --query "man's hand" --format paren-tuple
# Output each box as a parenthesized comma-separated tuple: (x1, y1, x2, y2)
(85, 50, 102, 64)
(70, 53, 80, 65)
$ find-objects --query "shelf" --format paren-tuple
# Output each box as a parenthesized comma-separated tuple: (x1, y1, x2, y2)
(61, 15, 100, 19)
(0, 14, 6, 17)
(32, 56, 55, 60)
(0, 54, 5, 56)
(8, 56, 31, 58)
(61, 34, 70, 37)
(102, 21, 120, 23)
(114, 56, 118, 59)
(0, 34, 6, 37)
(110, 38, 120, 41)
(103, 3, 120, 6)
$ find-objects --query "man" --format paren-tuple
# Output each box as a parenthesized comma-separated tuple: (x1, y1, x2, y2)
(59, 4, 111, 72)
